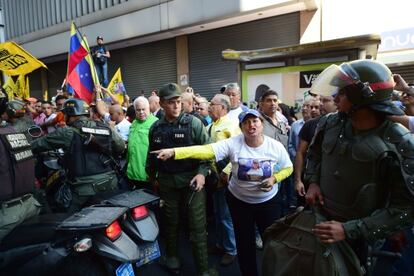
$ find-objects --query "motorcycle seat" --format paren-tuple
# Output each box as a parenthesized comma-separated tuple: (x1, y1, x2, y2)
(0, 213, 71, 251)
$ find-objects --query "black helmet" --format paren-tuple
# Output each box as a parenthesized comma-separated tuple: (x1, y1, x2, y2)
(6, 100, 26, 118)
(62, 98, 89, 116)
(311, 59, 403, 115)
(0, 90, 8, 115)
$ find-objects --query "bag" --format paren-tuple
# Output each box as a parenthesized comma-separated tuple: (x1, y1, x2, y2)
(262, 210, 363, 276)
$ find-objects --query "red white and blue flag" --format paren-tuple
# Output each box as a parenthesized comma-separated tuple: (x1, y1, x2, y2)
(66, 22, 98, 103)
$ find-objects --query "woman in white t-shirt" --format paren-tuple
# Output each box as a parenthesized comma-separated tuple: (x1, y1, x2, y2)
(153, 109, 293, 276)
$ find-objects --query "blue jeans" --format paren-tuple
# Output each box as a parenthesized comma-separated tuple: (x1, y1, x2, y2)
(212, 188, 237, 255)
(95, 62, 108, 87)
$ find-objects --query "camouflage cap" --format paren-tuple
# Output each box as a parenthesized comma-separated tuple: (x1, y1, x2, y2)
(159, 83, 182, 100)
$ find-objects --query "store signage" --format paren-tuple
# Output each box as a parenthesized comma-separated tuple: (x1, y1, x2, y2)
(300, 70, 322, 88)
(379, 27, 414, 52)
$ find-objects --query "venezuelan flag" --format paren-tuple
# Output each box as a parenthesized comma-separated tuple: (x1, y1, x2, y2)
(67, 22, 97, 103)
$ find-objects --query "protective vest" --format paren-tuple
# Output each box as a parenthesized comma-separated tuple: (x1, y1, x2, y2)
(150, 113, 199, 173)
(0, 125, 35, 201)
(315, 114, 412, 221)
(65, 120, 113, 179)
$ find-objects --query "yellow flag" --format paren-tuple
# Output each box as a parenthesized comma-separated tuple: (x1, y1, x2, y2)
(2, 76, 15, 100)
(0, 41, 47, 76)
(107, 68, 126, 104)
(15, 74, 30, 99)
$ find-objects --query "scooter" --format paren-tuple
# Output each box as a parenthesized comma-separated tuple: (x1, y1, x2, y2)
(0, 205, 140, 276)
(102, 189, 161, 269)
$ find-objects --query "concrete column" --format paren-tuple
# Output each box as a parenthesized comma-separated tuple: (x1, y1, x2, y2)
(176, 35, 189, 91)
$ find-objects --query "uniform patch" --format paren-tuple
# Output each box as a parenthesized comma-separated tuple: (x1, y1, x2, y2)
(81, 127, 110, 136)
(4, 133, 30, 149)
(13, 149, 33, 162)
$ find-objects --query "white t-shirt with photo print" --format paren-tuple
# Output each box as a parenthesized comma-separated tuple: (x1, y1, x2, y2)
(211, 134, 292, 204)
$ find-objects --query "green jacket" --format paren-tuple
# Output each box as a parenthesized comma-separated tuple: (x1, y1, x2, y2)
(126, 114, 158, 181)
(147, 112, 211, 188)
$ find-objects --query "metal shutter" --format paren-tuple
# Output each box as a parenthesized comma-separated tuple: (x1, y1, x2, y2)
(47, 59, 68, 97)
(112, 38, 177, 98)
(388, 64, 414, 85)
(28, 69, 42, 100)
(189, 12, 300, 100)
(43, 38, 176, 100)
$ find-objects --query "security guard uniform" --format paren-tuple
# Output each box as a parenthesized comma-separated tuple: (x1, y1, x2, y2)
(147, 83, 213, 275)
(31, 99, 125, 212)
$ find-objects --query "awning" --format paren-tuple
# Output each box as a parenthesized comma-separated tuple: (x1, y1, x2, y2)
(222, 34, 381, 63)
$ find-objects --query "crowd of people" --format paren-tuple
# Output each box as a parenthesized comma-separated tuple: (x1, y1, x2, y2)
(1, 59, 414, 276)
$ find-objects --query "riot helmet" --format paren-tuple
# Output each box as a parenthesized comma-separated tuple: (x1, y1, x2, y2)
(6, 100, 26, 118)
(310, 59, 403, 115)
(62, 98, 89, 116)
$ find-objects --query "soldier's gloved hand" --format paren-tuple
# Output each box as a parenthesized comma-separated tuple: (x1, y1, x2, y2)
(190, 174, 205, 192)
(305, 183, 324, 205)
(313, 221, 345, 243)
(152, 149, 175, 161)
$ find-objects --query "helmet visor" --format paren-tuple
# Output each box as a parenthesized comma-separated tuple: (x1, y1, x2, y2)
(310, 64, 362, 97)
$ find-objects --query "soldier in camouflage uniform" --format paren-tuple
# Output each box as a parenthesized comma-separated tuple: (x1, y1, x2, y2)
(31, 98, 125, 212)
(304, 60, 414, 274)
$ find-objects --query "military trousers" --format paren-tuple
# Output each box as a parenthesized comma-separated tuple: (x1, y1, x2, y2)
(159, 184, 209, 274)
(0, 194, 41, 242)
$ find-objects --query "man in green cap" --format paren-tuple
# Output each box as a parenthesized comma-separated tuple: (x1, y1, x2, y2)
(31, 98, 125, 212)
(147, 83, 216, 275)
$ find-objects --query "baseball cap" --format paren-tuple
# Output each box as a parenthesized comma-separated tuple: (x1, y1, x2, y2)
(25, 97, 38, 103)
(159, 83, 182, 100)
(97, 36, 103, 40)
(238, 109, 261, 123)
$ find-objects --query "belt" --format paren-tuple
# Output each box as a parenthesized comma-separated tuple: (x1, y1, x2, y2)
(1, 194, 32, 209)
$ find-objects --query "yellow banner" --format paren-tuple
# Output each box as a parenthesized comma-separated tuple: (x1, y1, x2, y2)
(107, 68, 126, 104)
(2, 76, 15, 100)
(0, 41, 47, 76)
(15, 74, 30, 99)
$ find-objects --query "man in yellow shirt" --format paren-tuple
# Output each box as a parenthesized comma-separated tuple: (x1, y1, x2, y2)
(207, 94, 240, 266)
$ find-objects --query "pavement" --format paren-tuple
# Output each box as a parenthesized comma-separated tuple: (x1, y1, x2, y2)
(135, 217, 263, 276)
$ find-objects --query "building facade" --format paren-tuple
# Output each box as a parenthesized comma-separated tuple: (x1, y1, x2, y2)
(1, 0, 414, 105)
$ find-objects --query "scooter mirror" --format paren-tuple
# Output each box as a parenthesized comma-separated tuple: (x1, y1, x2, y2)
(27, 125, 43, 138)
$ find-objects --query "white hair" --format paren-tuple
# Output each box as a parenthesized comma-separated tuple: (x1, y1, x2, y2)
(133, 96, 149, 109)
